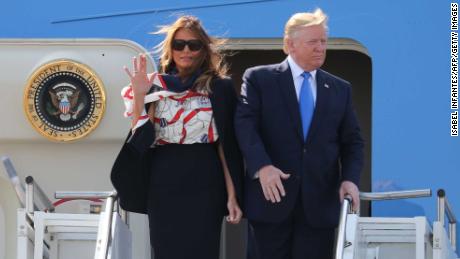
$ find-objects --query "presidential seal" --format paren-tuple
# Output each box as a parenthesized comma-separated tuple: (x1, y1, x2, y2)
(24, 60, 106, 142)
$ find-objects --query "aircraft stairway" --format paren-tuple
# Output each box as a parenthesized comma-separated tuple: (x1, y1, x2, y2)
(3, 155, 459, 259)
(335, 190, 458, 259)
(2, 156, 131, 259)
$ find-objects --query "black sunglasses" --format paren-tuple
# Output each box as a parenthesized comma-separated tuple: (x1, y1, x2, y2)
(172, 39, 204, 51)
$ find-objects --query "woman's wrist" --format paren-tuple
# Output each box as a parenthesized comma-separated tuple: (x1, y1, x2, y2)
(227, 193, 236, 201)
(133, 91, 147, 99)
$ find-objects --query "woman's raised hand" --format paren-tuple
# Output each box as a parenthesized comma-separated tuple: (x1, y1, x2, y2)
(124, 54, 156, 97)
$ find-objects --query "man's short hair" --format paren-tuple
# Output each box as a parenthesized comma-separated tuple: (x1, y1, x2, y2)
(283, 8, 328, 54)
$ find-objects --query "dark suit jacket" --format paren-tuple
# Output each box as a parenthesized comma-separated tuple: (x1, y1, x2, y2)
(235, 59, 364, 227)
(111, 77, 244, 214)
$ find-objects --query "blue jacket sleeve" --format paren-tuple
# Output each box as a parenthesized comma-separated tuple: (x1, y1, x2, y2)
(339, 86, 364, 186)
(234, 68, 272, 178)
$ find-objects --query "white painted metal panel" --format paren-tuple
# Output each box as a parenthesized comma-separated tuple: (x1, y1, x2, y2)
(0, 205, 4, 259)
(0, 39, 154, 259)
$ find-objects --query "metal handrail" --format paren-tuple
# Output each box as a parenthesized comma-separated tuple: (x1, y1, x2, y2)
(2, 155, 120, 259)
(335, 189, 433, 259)
(2, 156, 26, 206)
(335, 195, 352, 259)
(25, 176, 55, 213)
(120, 207, 129, 225)
(56, 191, 119, 259)
(360, 189, 432, 201)
(55, 191, 116, 199)
(92, 190, 117, 259)
(437, 189, 457, 251)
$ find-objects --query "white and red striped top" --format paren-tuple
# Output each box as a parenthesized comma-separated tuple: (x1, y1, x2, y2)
(153, 91, 217, 145)
(121, 73, 218, 145)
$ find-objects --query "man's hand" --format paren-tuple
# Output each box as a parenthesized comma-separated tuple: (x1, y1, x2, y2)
(339, 181, 360, 212)
(259, 165, 290, 203)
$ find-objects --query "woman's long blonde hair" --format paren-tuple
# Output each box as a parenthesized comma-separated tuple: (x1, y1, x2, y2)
(154, 15, 228, 92)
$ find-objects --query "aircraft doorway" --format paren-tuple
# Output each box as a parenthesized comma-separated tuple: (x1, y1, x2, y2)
(221, 38, 372, 259)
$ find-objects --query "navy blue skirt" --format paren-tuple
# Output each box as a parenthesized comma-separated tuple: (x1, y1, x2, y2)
(147, 143, 226, 259)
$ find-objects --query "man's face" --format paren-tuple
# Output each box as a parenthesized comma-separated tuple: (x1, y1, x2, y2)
(287, 24, 327, 71)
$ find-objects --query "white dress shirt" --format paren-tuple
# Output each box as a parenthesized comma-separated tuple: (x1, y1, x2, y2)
(287, 55, 317, 105)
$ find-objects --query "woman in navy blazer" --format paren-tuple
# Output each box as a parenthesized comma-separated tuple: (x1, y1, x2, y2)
(111, 16, 243, 259)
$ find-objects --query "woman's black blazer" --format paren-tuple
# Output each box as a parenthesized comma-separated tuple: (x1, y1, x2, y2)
(110, 77, 244, 214)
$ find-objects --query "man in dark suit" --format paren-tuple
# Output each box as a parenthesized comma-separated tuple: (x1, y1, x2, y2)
(235, 8, 364, 259)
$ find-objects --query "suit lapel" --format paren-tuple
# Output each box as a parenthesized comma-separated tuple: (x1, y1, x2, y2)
(306, 69, 330, 142)
(276, 60, 304, 141)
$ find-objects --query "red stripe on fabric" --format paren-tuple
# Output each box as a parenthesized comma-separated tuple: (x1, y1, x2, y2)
(180, 127, 187, 144)
(168, 91, 207, 102)
(187, 92, 206, 97)
(168, 108, 184, 124)
(157, 139, 171, 145)
(123, 87, 133, 99)
(183, 107, 212, 124)
(183, 109, 198, 124)
(208, 117, 214, 142)
(152, 109, 184, 125)
(138, 115, 149, 120)
(158, 75, 167, 89)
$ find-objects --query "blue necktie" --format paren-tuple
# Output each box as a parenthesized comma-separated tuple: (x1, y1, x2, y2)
(299, 72, 314, 140)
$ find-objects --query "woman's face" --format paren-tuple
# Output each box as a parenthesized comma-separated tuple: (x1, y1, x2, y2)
(171, 28, 204, 73)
